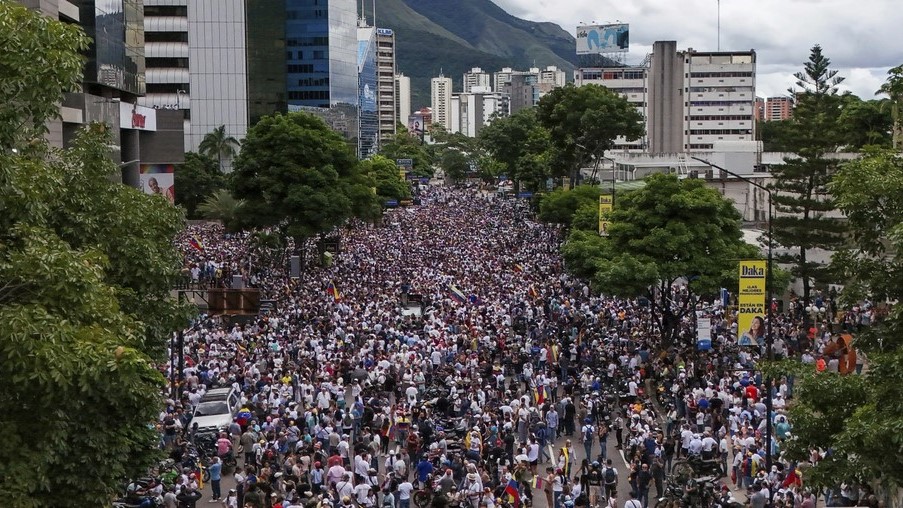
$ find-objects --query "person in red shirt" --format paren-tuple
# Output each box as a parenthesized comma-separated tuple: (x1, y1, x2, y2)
(745, 384, 759, 402)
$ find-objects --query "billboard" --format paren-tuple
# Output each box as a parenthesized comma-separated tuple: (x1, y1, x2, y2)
(697, 317, 712, 351)
(598, 195, 613, 236)
(139, 164, 175, 204)
(576, 24, 630, 54)
(737, 260, 766, 346)
(120, 101, 156, 131)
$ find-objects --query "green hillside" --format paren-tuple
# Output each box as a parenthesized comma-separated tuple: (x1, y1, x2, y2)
(370, 0, 581, 109)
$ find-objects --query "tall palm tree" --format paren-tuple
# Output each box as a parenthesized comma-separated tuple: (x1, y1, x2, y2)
(198, 125, 240, 172)
(877, 65, 903, 151)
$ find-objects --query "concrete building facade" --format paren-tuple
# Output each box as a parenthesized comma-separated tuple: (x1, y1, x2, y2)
(431, 74, 453, 131)
(463, 67, 491, 93)
(765, 96, 793, 121)
(449, 86, 508, 137)
(395, 74, 411, 129)
(375, 27, 397, 145)
(19, 0, 184, 189)
(574, 66, 648, 150)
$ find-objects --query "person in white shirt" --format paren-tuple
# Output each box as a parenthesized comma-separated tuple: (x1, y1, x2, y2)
(397, 480, 414, 508)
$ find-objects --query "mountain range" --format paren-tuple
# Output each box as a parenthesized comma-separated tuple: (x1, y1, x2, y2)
(370, 0, 612, 110)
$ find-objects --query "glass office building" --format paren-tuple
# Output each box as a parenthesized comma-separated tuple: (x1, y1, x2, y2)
(247, 0, 287, 126)
(81, 0, 146, 96)
(284, 0, 358, 108)
(357, 27, 378, 159)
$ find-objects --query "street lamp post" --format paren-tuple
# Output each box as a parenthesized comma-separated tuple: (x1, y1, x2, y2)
(691, 157, 776, 472)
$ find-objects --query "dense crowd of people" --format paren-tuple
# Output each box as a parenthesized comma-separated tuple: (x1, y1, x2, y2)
(141, 186, 874, 508)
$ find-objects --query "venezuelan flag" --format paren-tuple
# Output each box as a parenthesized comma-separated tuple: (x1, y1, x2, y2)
(513, 263, 525, 273)
(528, 285, 539, 299)
(326, 281, 341, 301)
(188, 235, 205, 253)
(447, 284, 466, 303)
(504, 480, 520, 508)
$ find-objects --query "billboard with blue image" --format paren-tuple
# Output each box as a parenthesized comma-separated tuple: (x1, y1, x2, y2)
(576, 24, 629, 54)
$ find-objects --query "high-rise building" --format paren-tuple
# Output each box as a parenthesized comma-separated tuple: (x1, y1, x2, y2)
(765, 96, 793, 121)
(539, 66, 567, 88)
(463, 67, 491, 93)
(431, 74, 453, 131)
(375, 28, 397, 145)
(357, 25, 378, 158)
(577, 41, 756, 153)
(284, 0, 357, 110)
(574, 67, 648, 150)
(395, 74, 411, 127)
(185, 0, 248, 157)
(494, 66, 564, 115)
(754, 97, 766, 122)
(18, 0, 184, 187)
(450, 86, 508, 137)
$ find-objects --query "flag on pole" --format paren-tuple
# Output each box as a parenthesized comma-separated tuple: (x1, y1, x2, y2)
(326, 281, 342, 301)
(504, 480, 520, 508)
(527, 285, 539, 299)
(513, 263, 525, 273)
(188, 235, 205, 253)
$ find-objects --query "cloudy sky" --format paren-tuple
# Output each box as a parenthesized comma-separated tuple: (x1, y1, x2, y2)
(491, 0, 900, 99)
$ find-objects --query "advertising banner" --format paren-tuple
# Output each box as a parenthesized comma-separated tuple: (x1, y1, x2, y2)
(120, 101, 157, 131)
(737, 260, 766, 346)
(697, 317, 712, 351)
(598, 195, 613, 236)
(576, 24, 630, 54)
(139, 164, 175, 204)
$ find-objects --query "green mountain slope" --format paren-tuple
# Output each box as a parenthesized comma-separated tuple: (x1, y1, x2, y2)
(372, 0, 580, 109)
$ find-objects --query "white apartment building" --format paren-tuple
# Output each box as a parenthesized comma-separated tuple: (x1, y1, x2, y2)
(463, 67, 492, 93)
(431, 74, 453, 131)
(574, 67, 648, 150)
(575, 41, 756, 153)
(539, 66, 567, 88)
(449, 86, 508, 137)
(375, 28, 397, 144)
(395, 74, 411, 128)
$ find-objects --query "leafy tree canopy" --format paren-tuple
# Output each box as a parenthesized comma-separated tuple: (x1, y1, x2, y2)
(536, 84, 644, 178)
(538, 185, 601, 226)
(479, 108, 552, 191)
(198, 124, 240, 172)
(174, 152, 226, 219)
(378, 127, 434, 176)
(0, 128, 189, 507)
(231, 112, 377, 240)
(361, 155, 411, 202)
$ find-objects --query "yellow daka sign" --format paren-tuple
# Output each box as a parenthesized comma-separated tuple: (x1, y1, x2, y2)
(737, 260, 766, 346)
(598, 195, 613, 236)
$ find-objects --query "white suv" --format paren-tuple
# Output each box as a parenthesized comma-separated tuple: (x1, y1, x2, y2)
(191, 387, 240, 434)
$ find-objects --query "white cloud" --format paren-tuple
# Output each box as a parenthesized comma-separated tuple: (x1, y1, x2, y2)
(491, 0, 900, 98)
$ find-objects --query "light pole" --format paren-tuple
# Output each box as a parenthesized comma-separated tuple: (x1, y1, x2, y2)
(576, 144, 617, 205)
(691, 157, 776, 472)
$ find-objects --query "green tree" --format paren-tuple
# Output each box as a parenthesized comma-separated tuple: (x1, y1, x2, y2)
(378, 127, 434, 176)
(198, 124, 241, 173)
(769, 45, 848, 304)
(361, 155, 411, 202)
(479, 108, 552, 191)
(198, 189, 245, 232)
(0, 0, 88, 153)
(231, 112, 378, 250)
(772, 149, 903, 490)
(174, 152, 226, 218)
(439, 149, 470, 183)
(538, 185, 601, 227)
(585, 174, 747, 341)
(876, 64, 903, 150)
(0, 6, 187, 501)
(759, 119, 796, 152)
(837, 94, 893, 150)
(536, 83, 644, 182)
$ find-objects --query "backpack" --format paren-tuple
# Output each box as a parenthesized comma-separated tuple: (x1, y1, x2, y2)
(604, 467, 616, 485)
(583, 425, 594, 443)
